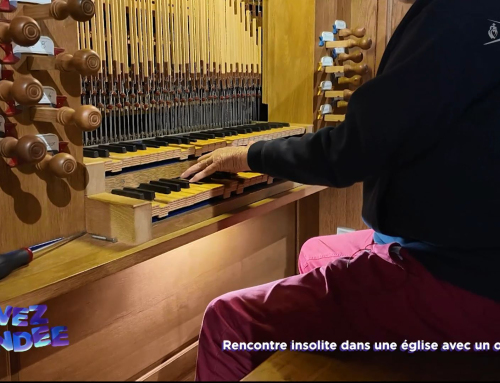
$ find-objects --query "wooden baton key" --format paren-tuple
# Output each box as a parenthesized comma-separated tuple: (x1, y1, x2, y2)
(0, 76, 44, 105)
(0, 135, 47, 164)
(31, 105, 102, 132)
(29, 49, 101, 76)
(325, 64, 368, 77)
(336, 51, 364, 64)
(338, 75, 363, 87)
(36, 152, 77, 178)
(336, 101, 349, 109)
(0, 16, 41, 47)
(324, 115, 346, 123)
(325, 89, 354, 101)
(326, 37, 372, 50)
(338, 27, 366, 38)
(23, 0, 95, 22)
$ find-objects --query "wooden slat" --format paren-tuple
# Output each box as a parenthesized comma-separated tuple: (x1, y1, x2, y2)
(137, 341, 198, 381)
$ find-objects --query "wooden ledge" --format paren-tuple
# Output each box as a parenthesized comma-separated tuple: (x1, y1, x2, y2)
(0, 183, 325, 307)
(243, 350, 500, 381)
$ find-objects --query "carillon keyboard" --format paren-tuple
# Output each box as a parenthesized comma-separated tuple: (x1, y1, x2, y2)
(83, 122, 306, 173)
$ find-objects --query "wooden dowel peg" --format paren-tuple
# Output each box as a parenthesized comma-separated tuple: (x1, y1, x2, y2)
(29, 49, 101, 76)
(337, 75, 363, 87)
(336, 51, 364, 64)
(326, 37, 372, 50)
(24, 0, 95, 23)
(31, 105, 102, 132)
(325, 89, 354, 101)
(338, 27, 366, 38)
(0, 16, 41, 47)
(36, 153, 77, 178)
(0, 135, 47, 164)
(0, 76, 44, 105)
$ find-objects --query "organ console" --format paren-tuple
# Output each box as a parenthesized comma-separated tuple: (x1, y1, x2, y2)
(0, 0, 408, 381)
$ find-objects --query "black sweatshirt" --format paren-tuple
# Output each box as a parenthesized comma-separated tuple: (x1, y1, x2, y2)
(248, 0, 500, 302)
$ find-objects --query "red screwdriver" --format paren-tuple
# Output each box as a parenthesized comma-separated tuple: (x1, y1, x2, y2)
(0, 232, 85, 281)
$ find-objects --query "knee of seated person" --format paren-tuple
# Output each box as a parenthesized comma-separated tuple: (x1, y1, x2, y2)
(204, 292, 240, 321)
(299, 237, 326, 259)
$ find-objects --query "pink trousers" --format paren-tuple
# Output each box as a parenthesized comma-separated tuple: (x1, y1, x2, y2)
(195, 230, 500, 381)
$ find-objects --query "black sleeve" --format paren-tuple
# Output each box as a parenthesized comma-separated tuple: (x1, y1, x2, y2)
(247, 7, 500, 187)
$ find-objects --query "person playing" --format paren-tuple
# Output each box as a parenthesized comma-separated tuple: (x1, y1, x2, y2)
(182, 0, 500, 380)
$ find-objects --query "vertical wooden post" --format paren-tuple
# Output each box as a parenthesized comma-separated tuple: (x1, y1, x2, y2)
(264, 0, 318, 257)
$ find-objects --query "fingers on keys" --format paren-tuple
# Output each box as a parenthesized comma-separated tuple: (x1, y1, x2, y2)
(181, 156, 214, 180)
(190, 163, 218, 183)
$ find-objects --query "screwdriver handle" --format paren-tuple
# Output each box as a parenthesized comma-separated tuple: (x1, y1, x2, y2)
(0, 248, 32, 280)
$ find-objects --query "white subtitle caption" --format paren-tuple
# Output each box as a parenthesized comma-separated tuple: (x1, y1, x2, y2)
(222, 341, 498, 352)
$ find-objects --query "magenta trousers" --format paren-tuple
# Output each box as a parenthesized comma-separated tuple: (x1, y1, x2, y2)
(195, 230, 500, 381)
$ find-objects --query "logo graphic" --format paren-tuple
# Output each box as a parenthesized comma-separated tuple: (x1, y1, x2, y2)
(489, 23, 498, 40)
(0, 305, 69, 352)
(485, 20, 500, 45)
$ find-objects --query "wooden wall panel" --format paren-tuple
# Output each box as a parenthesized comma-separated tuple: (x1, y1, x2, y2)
(16, 205, 297, 381)
(375, 0, 413, 71)
(296, 193, 320, 261)
(387, 0, 413, 37)
(264, 0, 315, 123)
(0, 350, 10, 382)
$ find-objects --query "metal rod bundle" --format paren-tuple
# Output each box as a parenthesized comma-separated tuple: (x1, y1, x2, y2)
(79, 0, 263, 147)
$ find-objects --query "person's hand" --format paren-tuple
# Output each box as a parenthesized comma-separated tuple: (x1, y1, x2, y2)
(181, 145, 252, 182)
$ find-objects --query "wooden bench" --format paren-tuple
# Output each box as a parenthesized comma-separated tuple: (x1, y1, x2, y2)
(243, 351, 500, 381)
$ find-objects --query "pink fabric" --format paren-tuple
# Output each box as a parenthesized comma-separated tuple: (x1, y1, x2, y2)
(195, 230, 500, 381)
